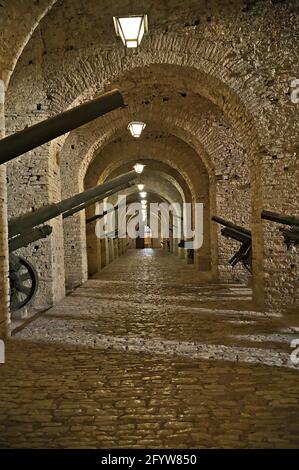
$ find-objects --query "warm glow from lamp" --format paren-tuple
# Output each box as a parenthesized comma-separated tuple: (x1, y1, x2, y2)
(133, 163, 145, 174)
(128, 121, 146, 138)
(140, 191, 147, 198)
(137, 183, 145, 191)
(141, 200, 147, 206)
(113, 15, 148, 49)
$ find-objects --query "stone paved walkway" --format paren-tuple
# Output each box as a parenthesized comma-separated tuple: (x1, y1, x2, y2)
(0, 249, 299, 448)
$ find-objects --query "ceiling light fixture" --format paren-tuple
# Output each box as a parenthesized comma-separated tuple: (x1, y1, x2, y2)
(113, 15, 148, 49)
(140, 191, 147, 198)
(137, 183, 145, 191)
(133, 163, 145, 174)
(128, 121, 146, 138)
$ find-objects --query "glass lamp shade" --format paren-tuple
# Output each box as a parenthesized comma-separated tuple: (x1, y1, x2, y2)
(128, 121, 146, 138)
(113, 15, 148, 48)
(133, 163, 145, 174)
(139, 191, 147, 198)
(137, 183, 145, 191)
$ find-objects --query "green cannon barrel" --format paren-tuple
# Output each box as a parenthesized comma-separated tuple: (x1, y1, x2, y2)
(0, 89, 123, 165)
(261, 210, 299, 227)
(85, 192, 140, 225)
(63, 182, 133, 220)
(8, 171, 136, 238)
(86, 208, 114, 225)
(9, 225, 53, 253)
(211, 216, 251, 236)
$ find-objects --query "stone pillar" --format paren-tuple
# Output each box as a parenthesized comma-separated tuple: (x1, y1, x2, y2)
(163, 238, 168, 251)
(261, 148, 299, 311)
(173, 238, 179, 256)
(63, 211, 86, 292)
(7, 141, 65, 309)
(114, 238, 118, 258)
(0, 78, 10, 338)
(86, 218, 101, 276)
(108, 238, 114, 262)
(100, 238, 108, 268)
(169, 233, 174, 253)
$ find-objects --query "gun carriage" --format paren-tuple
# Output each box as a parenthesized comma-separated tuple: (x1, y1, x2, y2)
(212, 216, 252, 273)
(261, 210, 299, 250)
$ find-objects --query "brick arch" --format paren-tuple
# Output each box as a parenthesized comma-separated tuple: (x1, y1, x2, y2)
(84, 143, 206, 203)
(101, 164, 189, 205)
(0, 0, 56, 85)
(7, 37, 261, 304)
(61, 102, 220, 194)
(62, 97, 255, 289)
(49, 46, 263, 303)
(64, 128, 215, 289)
(109, 174, 184, 207)
(86, 171, 185, 279)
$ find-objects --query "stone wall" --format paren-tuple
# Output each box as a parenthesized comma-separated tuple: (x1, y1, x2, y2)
(1, 0, 298, 315)
(0, 78, 9, 337)
(5, 67, 66, 309)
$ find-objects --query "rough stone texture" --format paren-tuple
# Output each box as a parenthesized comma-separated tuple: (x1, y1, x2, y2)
(0, 1, 298, 450)
(1, 250, 299, 448)
(2, 0, 297, 318)
(5, 67, 66, 310)
(0, 1, 56, 84)
(0, 83, 10, 338)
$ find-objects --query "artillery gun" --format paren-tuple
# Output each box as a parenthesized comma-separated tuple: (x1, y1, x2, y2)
(0, 88, 127, 309)
(8, 171, 137, 310)
(0, 89, 123, 165)
(0, 88, 126, 308)
(261, 210, 299, 250)
(212, 216, 252, 273)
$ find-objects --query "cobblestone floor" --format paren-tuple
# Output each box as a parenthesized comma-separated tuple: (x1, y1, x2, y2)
(1, 249, 299, 448)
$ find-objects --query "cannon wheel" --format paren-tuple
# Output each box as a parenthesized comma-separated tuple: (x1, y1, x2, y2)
(9, 254, 39, 311)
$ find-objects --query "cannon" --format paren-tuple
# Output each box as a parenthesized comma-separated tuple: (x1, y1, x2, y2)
(8, 171, 137, 310)
(261, 210, 299, 250)
(212, 216, 252, 273)
(0, 90, 124, 165)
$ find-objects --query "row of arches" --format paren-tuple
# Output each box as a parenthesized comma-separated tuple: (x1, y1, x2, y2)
(0, 1, 298, 336)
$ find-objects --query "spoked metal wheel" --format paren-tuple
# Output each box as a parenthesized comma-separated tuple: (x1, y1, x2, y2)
(9, 254, 39, 311)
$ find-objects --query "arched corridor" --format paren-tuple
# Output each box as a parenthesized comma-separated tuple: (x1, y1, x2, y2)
(0, 0, 298, 450)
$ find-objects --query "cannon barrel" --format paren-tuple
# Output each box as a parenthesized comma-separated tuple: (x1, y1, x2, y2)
(221, 227, 251, 244)
(9, 225, 53, 253)
(85, 192, 137, 225)
(62, 181, 133, 219)
(0, 90, 123, 165)
(8, 171, 136, 237)
(86, 207, 115, 225)
(211, 215, 251, 236)
(261, 210, 299, 227)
